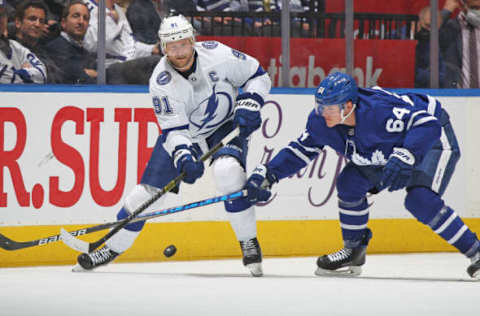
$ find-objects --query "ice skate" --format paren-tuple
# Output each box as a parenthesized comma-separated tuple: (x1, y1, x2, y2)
(315, 246, 366, 277)
(467, 251, 480, 279)
(240, 237, 263, 277)
(315, 228, 372, 277)
(72, 245, 119, 272)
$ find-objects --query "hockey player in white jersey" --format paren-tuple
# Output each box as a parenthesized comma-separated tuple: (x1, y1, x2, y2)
(74, 15, 271, 276)
(0, 4, 46, 84)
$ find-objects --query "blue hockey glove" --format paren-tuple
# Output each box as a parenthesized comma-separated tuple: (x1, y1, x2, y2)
(173, 146, 204, 184)
(245, 164, 278, 203)
(379, 148, 415, 192)
(233, 92, 264, 139)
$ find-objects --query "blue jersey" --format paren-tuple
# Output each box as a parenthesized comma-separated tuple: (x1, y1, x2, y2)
(268, 87, 443, 180)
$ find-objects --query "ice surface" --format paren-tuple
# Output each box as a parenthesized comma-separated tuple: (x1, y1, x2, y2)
(0, 253, 478, 316)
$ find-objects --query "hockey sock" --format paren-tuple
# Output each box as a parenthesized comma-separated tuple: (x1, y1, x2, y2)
(428, 206, 480, 257)
(338, 196, 370, 248)
(227, 206, 257, 241)
(406, 187, 480, 257)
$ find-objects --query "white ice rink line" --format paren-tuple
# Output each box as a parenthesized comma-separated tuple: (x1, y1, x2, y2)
(0, 253, 478, 316)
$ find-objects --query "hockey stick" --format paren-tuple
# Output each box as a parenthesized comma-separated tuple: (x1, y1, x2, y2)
(60, 127, 240, 253)
(0, 190, 246, 251)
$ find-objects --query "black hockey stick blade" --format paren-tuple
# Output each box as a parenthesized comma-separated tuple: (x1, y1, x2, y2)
(60, 127, 240, 253)
(0, 222, 113, 251)
(0, 233, 26, 251)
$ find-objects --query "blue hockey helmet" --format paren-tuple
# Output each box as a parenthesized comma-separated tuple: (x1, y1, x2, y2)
(315, 72, 358, 115)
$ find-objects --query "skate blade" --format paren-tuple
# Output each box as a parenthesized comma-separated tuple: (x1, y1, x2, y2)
(246, 262, 263, 277)
(71, 264, 89, 272)
(315, 265, 362, 277)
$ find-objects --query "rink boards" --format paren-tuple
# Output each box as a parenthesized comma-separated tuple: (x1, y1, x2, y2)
(1, 87, 480, 267)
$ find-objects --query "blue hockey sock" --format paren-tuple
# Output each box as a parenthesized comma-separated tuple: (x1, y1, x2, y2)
(405, 187, 480, 257)
(428, 206, 480, 256)
(338, 197, 370, 248)
(224, 196, 251, 213)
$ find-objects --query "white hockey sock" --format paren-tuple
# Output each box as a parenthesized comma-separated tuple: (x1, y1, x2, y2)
(106, 184, 170, 253)
(227, 206, 257, 241)
(106, 228, 140, 253)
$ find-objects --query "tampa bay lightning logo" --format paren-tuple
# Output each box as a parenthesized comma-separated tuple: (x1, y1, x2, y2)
(202, 41, 219, 49)
(156, 71, 171, 85)
(189, 85, 233, 133)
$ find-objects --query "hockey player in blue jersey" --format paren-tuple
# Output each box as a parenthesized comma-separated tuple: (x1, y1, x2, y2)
(73, 15, 271, 276)
(245, 72, 480, 279)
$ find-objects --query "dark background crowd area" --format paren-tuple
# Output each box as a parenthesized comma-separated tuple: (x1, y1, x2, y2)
(0, 0, 474, 87)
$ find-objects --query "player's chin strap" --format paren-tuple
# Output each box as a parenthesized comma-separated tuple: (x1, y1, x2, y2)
(340, 103, 356, 124)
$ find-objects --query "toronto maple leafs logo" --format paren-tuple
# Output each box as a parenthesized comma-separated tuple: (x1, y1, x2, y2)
(345, 139, 388, 166)
(189, 85, 233, 134)
(351, 149, 388, 166)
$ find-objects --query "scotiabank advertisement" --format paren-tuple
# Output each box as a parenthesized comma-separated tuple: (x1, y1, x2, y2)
(198, 37, 416, 88)
(1, 91, 478, 227)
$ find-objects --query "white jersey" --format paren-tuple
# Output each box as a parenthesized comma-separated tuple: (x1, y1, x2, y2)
(0, 39, 47, 84)
(149, 41, 271, 156)
(82, 1, 155, 67)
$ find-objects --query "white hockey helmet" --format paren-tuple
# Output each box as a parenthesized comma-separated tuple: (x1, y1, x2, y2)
(158, 15, 195, 54)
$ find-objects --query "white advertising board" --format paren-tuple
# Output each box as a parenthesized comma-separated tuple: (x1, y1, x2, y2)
(1, 92, 478, 226)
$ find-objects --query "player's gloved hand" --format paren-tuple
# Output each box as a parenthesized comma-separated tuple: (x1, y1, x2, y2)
(173, 146, 204, 184)
(379, 147, 415, 192)
(233, 92, 264, 139)
(245, 164, 278, 203)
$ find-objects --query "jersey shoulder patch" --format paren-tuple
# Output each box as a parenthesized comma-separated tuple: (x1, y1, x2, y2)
(156, 71, 172, 85)
(201, 41, 219, 49)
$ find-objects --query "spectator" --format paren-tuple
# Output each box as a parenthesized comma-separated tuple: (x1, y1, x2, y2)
(80, 0, 162, 84)
(14, 0, 49, 46)
(126, 0, 161, 44)
(44, 0, 97, 83)
(13, 0, 62, 82)
(165, 0, 195, 15)
(82, 0, 160, 68)
(194, 0, 255, 36)
(414, 0, 458, 88)
(301, 0, 324, 12)
(7, 0, 63, 26)
(4, 0, 18, 20)
(245, 0, 312, 37)
(441, 0, 480, 88)
(0, 2, 47, 83)
(43, 0, 66, 21)
(105, 51, 160, 84)
(196, 0, 233, 11)
(270, 0, 312, 37)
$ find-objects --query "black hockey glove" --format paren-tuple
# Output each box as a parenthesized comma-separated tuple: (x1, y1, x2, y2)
(245, 164, 278, 203)
(233, 92, 263, 139)
(379, 147, 415, 192)
(173, 145, 204, 184)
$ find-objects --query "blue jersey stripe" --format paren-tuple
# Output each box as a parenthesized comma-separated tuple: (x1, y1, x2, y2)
(241, 65, 267, 89)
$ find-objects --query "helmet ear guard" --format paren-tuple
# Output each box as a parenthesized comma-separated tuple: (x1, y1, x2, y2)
(158, 15, 195, 54)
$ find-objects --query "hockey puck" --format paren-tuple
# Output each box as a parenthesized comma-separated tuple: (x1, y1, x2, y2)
(163, 245, 177, 257)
